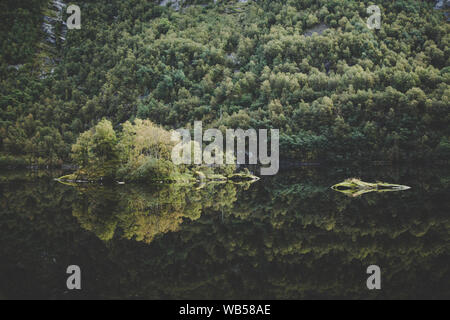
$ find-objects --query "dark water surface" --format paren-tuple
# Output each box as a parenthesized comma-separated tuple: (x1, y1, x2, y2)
(0, 166, 448, 299)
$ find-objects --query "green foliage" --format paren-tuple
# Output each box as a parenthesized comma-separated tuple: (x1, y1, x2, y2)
(124, 158, 176, 182)
(68, 118, 245, 183)
(436, 136, 450, 159)
(71, 118, 176, 181)
(71, 119, 119, 179)
(0, 0, 449, 165)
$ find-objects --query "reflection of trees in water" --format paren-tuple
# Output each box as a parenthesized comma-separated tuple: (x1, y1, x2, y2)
(211, 169, 449, 299)
(0, 167, 448, 299)
(72, 182, 240, 243)
(69, 167, 449, 299)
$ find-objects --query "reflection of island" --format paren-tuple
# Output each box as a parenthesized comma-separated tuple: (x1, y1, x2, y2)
(72, 182, 249, 243)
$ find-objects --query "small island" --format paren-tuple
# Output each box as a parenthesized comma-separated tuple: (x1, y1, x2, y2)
(56, 118, 259, 185)
(331, 178, 411, 197)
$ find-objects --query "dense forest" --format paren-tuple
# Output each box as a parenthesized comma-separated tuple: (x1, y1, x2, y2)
(1, 0, 449, 167)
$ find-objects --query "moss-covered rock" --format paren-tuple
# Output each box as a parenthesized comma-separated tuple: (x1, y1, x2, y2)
(331, 178, 411, 197)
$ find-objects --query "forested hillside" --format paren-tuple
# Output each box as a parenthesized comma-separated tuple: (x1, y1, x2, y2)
(1, 0, 449, 167)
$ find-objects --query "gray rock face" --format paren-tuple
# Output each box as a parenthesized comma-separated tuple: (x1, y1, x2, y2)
(434, 0, 444, 9)
(52, 0, 65, 11)
(434, 0, 450, 10)
(434, 0, 450, 21)
(8, 65, 23, 70)
(304, 23, 328, 37)
(159, 0, 183, 11)
(39, 0, 68, 78)
(42, 0, 67, 44)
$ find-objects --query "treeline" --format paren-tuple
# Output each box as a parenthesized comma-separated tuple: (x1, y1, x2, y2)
(0, 0, 449, 166)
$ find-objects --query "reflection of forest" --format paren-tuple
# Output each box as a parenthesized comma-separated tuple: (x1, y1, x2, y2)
(72, 182, 243, 243)
(0, 167, 448, 299)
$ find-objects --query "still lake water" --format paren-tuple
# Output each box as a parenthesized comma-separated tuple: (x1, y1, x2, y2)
(0, 166, 448, 299)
